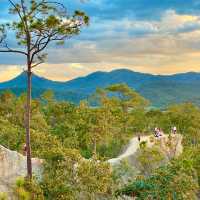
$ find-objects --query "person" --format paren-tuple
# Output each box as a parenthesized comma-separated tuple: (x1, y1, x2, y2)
(23, 143, 27, 156)
(138, 134, 141, 142)
(154, 127, 159, 137)
(158, 128, 163, 137)
(172, 126, 177, 134)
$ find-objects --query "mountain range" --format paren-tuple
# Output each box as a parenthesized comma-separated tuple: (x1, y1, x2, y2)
(0, 69, 200, 108)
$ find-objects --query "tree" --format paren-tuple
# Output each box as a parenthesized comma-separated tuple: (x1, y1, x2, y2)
(0, 0, 89, 179)
(106, 84, 148, 113)
(40, 148, 112, 200)
(106, 84, 149, 134)
(136, 146, 165, 176)
(116, 158, 199, 199)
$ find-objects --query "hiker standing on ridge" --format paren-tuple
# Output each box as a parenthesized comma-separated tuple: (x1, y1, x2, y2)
(154, 127, 159, 137)
(172, 126, 177, 134)
(158, 128, 163, 137)
(138, 134, 141, 142)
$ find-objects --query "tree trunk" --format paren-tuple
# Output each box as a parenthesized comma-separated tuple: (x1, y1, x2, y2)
(93, 136, 97, 157)
(26, 68, 32, 179)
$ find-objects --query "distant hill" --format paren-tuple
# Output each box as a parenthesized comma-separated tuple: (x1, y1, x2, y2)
(0, 69, 200, 108)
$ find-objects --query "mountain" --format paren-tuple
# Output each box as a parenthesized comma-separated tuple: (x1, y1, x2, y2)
(0, 69, 200, 107)
(0, 72, 86, 103)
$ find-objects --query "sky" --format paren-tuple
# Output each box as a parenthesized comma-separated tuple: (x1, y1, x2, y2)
(1, 0, 200, 81)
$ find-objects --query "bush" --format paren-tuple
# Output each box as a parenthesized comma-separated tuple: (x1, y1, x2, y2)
(15, 177, 44, 200)
(116, 158, 199, 200)
(0, 193, 8, 200)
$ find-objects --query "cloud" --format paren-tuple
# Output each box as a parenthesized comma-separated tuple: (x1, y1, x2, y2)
(31, 59, 200, 82)
(0, 65, 22, 82)
(1, 1, 200, 81)
(158, 10, 200, 34)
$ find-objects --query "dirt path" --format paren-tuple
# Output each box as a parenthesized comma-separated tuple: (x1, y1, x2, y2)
(108, 134, 182, 165)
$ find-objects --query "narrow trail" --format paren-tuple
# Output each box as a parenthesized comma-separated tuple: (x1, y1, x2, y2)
(108, 133, 182, 165)
(108, 135, 150, 165)
(107, 137, 138, 164)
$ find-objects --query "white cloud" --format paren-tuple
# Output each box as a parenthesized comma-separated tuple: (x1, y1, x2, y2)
(1, 10, 200, 81)
(158, 9, 200, 33)
(0, 65, 22, 82)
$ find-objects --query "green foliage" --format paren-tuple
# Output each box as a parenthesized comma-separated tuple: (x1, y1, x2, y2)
(136, 146, 165, 176)
(0, 88, 199, 199)
(0, 117, 24, 151)
(16, 177, 26, 188)
(112, 160, 138, 188)
(0, 193, 7, 200)
(116, 158, 199, 199)
(0, 0, 89, 67)
(106, 83, 149, 110)
(139, 141, 147, 149)
(15, 178, 31, 200)
(40, 149, 112, 200)
(15, 177, 44, 200)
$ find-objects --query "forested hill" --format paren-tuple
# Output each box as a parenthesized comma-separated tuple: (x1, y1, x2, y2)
(0, 69, 200, 108)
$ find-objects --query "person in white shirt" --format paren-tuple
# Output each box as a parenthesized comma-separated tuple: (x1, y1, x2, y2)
(172, 126, 177, 134)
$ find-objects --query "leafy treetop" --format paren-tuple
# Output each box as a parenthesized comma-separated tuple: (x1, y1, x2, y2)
(0, 0, 89, 68)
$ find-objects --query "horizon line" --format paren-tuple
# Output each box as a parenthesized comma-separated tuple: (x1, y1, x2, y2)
(0, 68, 199, 84)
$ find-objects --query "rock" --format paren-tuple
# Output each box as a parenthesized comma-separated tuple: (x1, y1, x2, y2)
(0, 145, 43, 199)
(108, 134, 183, 166)
(108, 134, 183, 188)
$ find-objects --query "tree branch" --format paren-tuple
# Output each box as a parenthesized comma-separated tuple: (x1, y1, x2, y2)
(31, 61, 44, 68)
(8, 0, 25, 27)
(0, 42, 27, 55)
(0, 49, 27, 55)
(30, 37, 51, 64)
